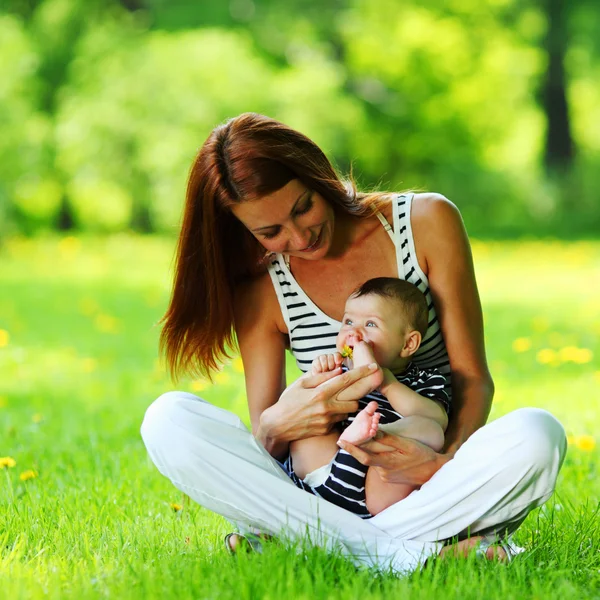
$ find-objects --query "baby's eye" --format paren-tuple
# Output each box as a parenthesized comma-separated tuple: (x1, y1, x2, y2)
(344, 318, 353, 326)
(366, 321, 377, 327)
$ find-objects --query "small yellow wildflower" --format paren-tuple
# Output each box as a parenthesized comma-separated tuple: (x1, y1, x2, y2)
(0, 457, 16, 469)
(191, 379, 208, 392)
(512, 338, 531, 353)
(32, 413, 43, 424)
(170, 503, 183, 512)
(81, 357, 98, 373)
(572, 348, 593, 364)
(215, 371, 230, 385)
(341, 345, 353, 359)
(536, 349, 557, 364)
(19, 470, 38, 481)
(59, 236, 81, 257)
(0, 329, 9, 348)
(95, 314, 120, 334)
(574, 435, 596, 452)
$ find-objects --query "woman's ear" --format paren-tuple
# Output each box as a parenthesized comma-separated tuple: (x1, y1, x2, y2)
(401, 330, 422, 357)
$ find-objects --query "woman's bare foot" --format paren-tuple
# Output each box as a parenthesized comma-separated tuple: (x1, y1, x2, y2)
(438, 536, 508, 561)
(226, 533, 270, 554)
(338, 401, 380, 446)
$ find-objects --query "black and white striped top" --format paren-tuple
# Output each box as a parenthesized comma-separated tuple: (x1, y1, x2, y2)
(267, 193, 452, 401)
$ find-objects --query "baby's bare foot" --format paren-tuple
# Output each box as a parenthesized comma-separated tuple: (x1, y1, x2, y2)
(351, 341, 376, 368)
(338, 401, 380, 446)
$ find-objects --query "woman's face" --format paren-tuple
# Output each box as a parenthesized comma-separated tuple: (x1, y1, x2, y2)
(230, 179, 335, 260)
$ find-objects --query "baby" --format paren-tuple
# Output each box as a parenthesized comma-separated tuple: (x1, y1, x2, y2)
(289, 277, 450, 517)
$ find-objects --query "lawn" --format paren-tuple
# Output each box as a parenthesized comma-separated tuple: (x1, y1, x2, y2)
(1, 235, 599, 599)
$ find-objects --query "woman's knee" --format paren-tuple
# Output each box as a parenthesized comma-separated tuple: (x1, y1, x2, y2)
(504, 408, 567, 470)
(140, 391, 204, 450)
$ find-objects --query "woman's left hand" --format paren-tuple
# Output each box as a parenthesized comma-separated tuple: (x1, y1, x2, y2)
(338, 433, 453, 486)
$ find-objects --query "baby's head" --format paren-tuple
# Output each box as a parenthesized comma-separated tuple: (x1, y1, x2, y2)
(336, 277, 428, 370)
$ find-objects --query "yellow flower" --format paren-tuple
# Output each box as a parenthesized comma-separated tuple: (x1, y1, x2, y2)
(572, 348, 593, 364)
(81, 358, 98, 373)
(0, 329, 9, 348)
(0, 457, 16, 469)
(512, 338, 531, 353)
(232, 357, 244, 374)
(191, 379, 208, 392)
(95, 314, 120, 334)
(574, 435, 596, 452)
(170, 503, 183, 512)
(536, 348, 558, 365)
(32, 413, 43, 424)
(341, 345, 353, 359)
(215, 371, 230, 385)
(19, 470, 38, 481)
(59, 236, 81, 257)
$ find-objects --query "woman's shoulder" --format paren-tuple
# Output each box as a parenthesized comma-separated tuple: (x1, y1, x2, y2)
(411, 192, 461, 226)
(234, 270, 287, 334)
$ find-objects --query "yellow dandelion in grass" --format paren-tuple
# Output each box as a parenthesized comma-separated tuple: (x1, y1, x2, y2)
(191, 379, 208, 392)
(0, 457, 16, 469)
(95, 314, 120, 334)
(536, 348, 558, 365)
(573, 435, 596, 452)
(59, 236, 81, 257)
(170, 503, 183, 512)
(19, 470, 38, 481)
(0, 329, 10, 348)
(571, 348, 593, 364)
(512, 338, 531, 353)
(215, 371, 230, 385)
(232, 357, 244, 374)
(81, 357, 98, 373)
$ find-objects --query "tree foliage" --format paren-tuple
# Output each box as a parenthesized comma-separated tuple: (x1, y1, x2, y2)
(0, 0, 598, 236)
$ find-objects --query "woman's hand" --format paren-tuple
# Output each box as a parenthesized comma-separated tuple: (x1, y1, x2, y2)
(338, 433, 453, 486)
(256, 363, 383, 457)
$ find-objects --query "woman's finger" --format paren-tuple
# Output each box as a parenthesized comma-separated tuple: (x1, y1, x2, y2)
(337, 440, 373, 466)
(301, 366, 343, 388)
(316, 363, 379, 396)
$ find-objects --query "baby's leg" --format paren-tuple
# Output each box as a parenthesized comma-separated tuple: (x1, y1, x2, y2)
(364, 417, 445, 516)
(289, 431, 340, 480)
(378, 416, 445, 452)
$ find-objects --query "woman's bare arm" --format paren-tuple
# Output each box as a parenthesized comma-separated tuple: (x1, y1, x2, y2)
(412, 193, 494, 453)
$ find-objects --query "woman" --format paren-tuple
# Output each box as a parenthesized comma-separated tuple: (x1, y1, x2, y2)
(141, 113, 566, 573)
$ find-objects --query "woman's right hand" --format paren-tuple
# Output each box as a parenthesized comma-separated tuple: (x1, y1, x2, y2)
(256, 363, 383, 457)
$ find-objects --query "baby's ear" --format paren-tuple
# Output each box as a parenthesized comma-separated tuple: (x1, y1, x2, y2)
(401, 330, 422, 357)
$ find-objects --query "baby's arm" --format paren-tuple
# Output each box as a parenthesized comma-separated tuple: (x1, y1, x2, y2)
(311, 352, 344, 375)
(379, 369, 449, 430)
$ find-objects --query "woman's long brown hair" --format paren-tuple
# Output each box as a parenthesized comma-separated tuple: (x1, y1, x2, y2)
(161, 113, 389, 381)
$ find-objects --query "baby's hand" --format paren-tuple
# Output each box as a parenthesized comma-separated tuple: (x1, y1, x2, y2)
(311, 352, 344, 374)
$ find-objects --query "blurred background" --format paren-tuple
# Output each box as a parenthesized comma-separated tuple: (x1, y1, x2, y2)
(1, 0, 599, 238)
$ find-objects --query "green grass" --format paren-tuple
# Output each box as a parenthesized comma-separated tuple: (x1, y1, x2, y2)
(1, 235, 599, 599)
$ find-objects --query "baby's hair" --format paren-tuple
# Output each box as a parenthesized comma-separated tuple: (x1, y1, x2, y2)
(351, 277, 429, 337)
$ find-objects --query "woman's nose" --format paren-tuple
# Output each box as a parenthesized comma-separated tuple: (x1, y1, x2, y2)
(288, 225, 311, 251)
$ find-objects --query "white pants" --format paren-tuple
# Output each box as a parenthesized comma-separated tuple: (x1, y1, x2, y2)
(141, 392, 566, 574)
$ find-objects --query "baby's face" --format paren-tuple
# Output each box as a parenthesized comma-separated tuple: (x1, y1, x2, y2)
(336, 293, 410, 369)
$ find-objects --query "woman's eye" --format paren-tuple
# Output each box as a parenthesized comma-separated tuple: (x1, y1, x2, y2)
(294, 195, 313, 216)
(261, 229, 279, 240)
(366, 321, 377, 327)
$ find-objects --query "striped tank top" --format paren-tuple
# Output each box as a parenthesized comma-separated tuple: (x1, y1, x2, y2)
(266, 193, 452, 400)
